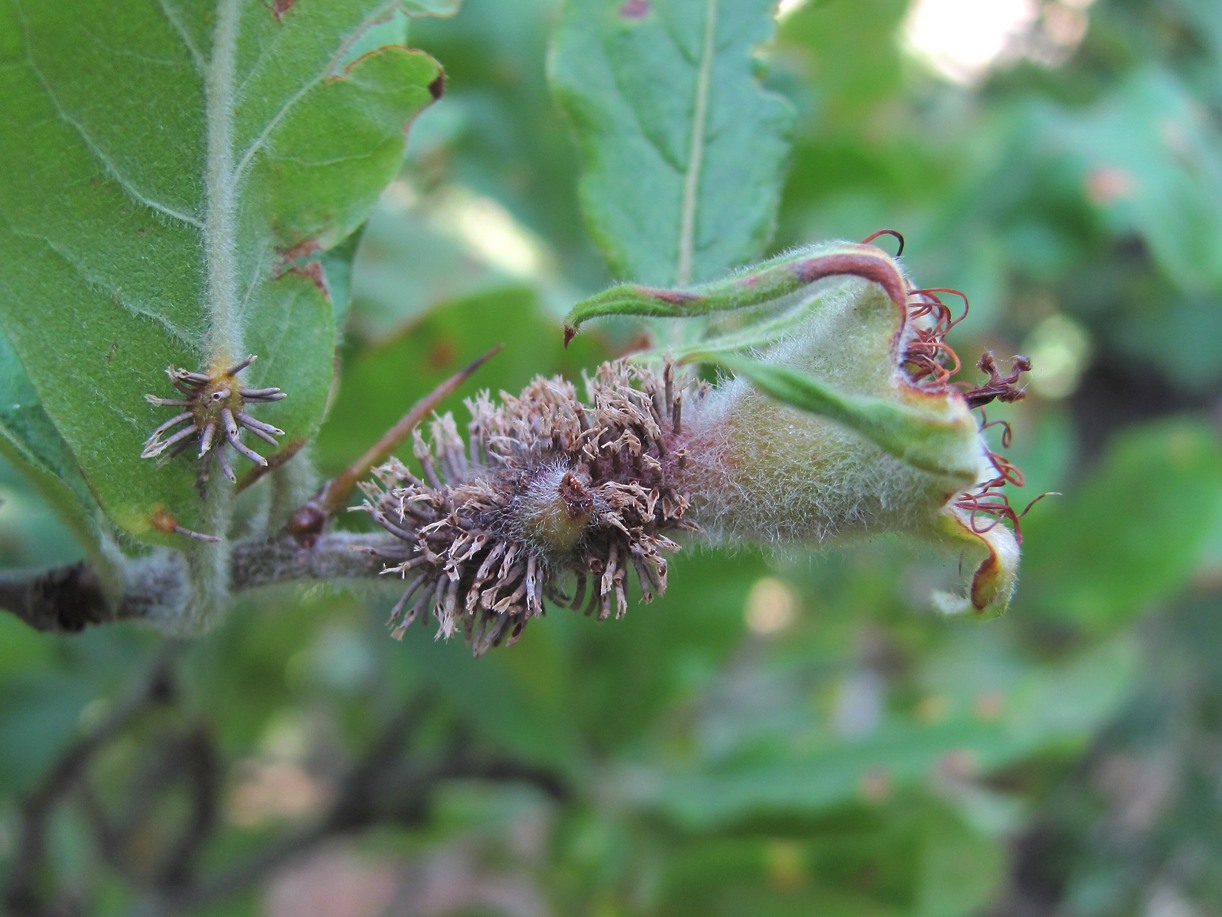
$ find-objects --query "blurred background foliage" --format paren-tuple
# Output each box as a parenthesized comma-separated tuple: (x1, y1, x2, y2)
(3, 0, 1222, 914)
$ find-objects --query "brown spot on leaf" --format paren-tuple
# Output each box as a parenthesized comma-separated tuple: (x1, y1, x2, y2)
(619, 0, 650, 18)
(271, 0, 296, 21)
(289, 261, 329, 297)
(276, 236, 321, 267)
(425, 338, 457, 372)
(275, 237, 329, 297)
(428, 72, 445, 100)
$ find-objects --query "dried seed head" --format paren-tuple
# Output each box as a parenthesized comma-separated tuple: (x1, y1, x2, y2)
(141, 354, 287, 483)
(360, 362, 700, 656)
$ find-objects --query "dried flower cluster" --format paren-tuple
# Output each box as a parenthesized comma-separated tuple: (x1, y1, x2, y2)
(360, 362, 700, 655)
(141, 354, 286, 483)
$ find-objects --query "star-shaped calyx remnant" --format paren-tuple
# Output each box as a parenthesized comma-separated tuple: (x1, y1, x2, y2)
(141, 354, 287, 483)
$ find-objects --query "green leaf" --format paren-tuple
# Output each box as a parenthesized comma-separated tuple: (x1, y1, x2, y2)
(707, 352, 980, 481)
(551, 0, 794, 286)
(0, 0, 444, 540)
(316, 285, 604, 475)
(0, 328, 102, 557)
(648, 804, 1002, 917)
(1020, 420, 1222, 628)
(634, 636, 1137, 830)
(1048, 67, 1222, 293)
(0, 617, 156, 796)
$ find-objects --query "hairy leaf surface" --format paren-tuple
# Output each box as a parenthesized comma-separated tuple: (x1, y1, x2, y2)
(0, 0, 445, 539)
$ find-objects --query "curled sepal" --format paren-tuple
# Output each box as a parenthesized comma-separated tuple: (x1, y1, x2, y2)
(930, 505, 1021, 619)
(563, 241, 909, 347)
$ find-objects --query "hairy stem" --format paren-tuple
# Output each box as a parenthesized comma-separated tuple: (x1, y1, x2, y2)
(0, 532, 394, 634)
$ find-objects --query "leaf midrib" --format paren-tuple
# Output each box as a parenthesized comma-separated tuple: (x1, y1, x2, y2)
(202, 0, 242, 362)
(675, 0, 716, 288)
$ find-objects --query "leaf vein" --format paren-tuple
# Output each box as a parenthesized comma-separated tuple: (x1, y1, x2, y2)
(4, 222, 199, 349)
(15, 38, 203, 229)
(676, 0, 717, 287)
(154, 0, 206, 72)
(231, 74, 326, 189)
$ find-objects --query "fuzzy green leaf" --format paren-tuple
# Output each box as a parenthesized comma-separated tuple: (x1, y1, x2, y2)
(0, 0, 444, 540)
(551, 0, 794, 286)
(0, 329, 109, 570)
(1051, 68, 1222, 294)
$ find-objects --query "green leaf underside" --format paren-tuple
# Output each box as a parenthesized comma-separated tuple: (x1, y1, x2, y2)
(0, 328, 104, 561)
(0, 0, 442, 539)
(1051, 68, 1222, 294)
(551, 0, 794, 286)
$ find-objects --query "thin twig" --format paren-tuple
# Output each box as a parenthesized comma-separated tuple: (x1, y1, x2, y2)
(322, 344, 503, 516)
(131, 692, 569, 917)
(153, 723, 222, 890)
(0, 561, 110, 631)
(1, 532, 396, 634)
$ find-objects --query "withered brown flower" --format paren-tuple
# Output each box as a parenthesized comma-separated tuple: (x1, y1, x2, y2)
(360, 362, 701, 656)
(141, 354, 286, 483)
